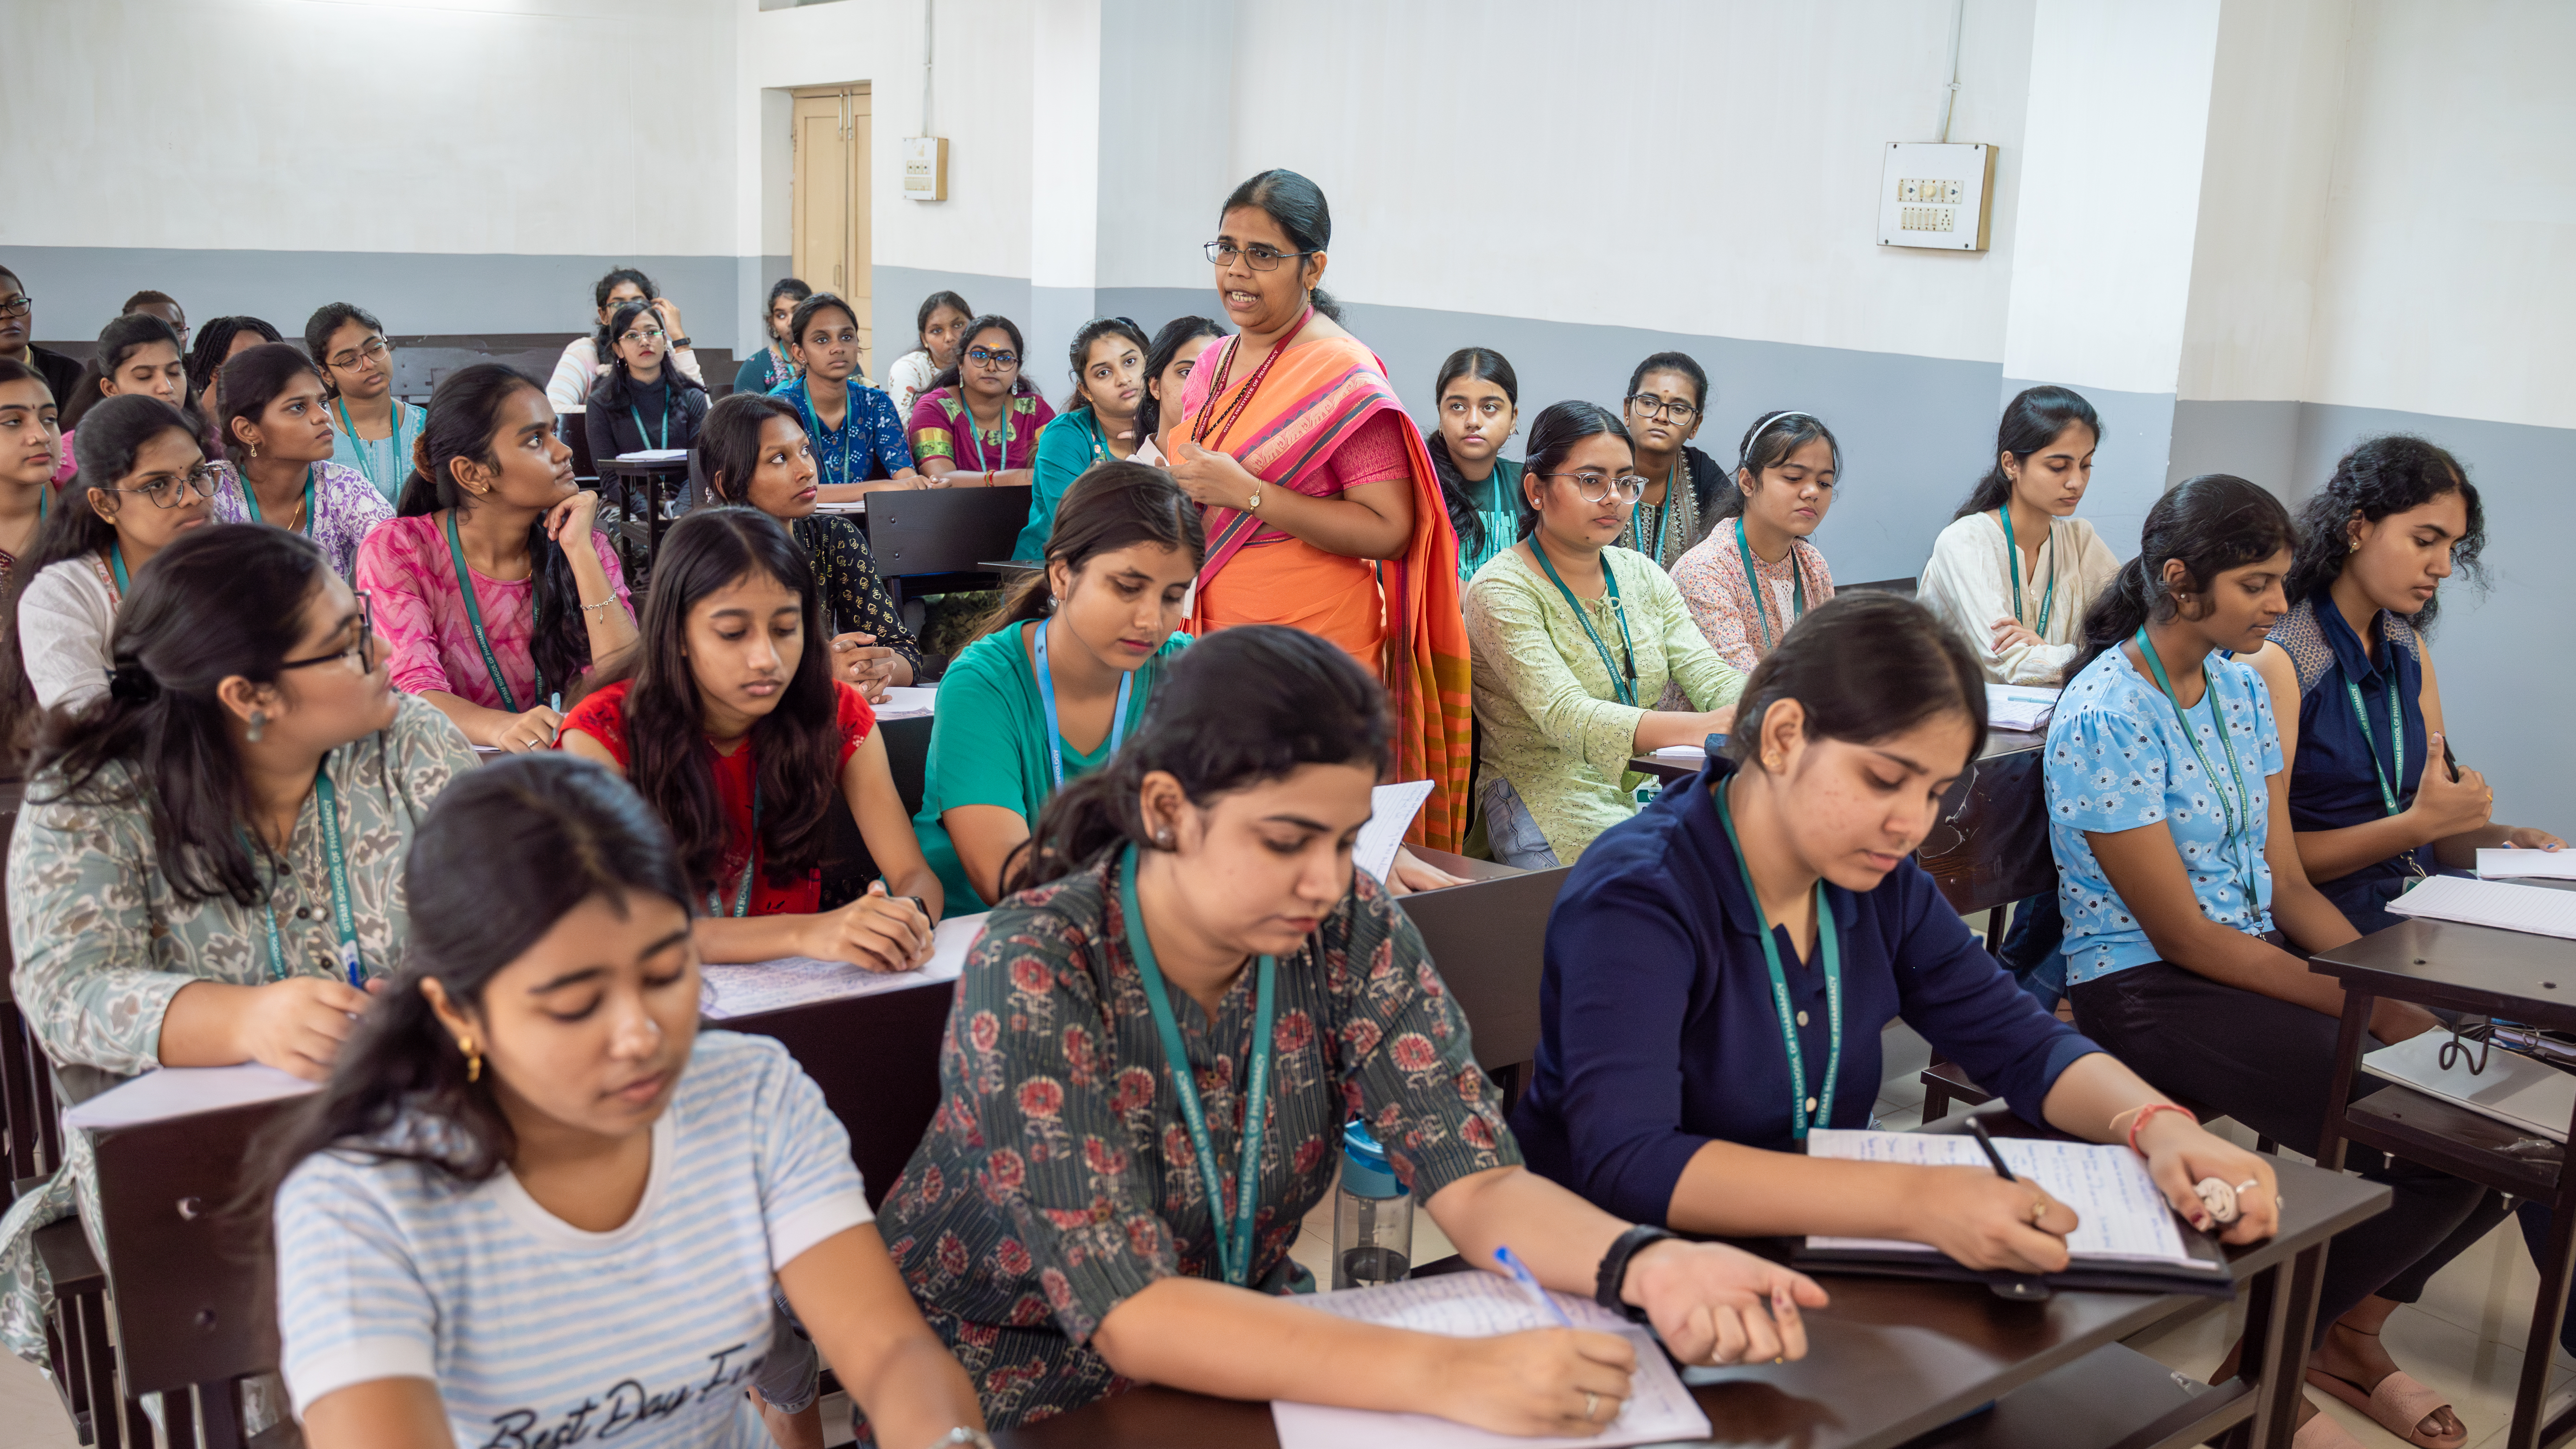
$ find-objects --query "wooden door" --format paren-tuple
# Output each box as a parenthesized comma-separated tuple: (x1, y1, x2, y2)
(791, 86, 872, 368)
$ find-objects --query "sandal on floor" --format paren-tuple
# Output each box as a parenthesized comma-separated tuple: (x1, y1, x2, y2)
(2293, 1405, 2368, 1449)
(2303, 1368, 2469, 1449)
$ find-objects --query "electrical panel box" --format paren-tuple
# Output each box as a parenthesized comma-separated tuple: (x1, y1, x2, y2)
(1878, 141, 1994, 251)
(903, 136, 948, 202)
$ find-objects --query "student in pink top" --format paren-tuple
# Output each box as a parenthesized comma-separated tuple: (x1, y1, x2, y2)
(1669, 410, 1841, 676)
(354, 364, 637, 753)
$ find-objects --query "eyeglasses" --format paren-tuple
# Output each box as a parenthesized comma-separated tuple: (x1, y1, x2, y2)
(1539, 471, 1651, 504)
(965, 346, 1018, 368)
(326, 336, 390, 371)
(279, 592, 376, 676)
(1625, 394, 1700, 423)
(0, 295, 28, 320)
(1203, 241, 1313, 271)
(619, 327, 668, 346)
(100, 464, 220, 509)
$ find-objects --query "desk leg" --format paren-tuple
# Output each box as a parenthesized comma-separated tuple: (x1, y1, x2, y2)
(2224, 1252, 2294, 1449)
(2313, 989, 2373, 1172)
(2508, 1141, 2576, 1448)
(192, 1377, 247, 1449)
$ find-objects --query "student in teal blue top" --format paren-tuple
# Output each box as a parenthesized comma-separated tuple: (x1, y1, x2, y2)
(917, 462, 1202, 913)
(1019, 318, 1149, 562)
(1426, 347, 1523, 581)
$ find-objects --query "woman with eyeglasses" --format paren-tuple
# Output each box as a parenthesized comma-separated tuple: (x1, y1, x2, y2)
(543, 268, 705, 413)
(1465, 402, 1742, 868)
(583, 299, 711, 465)
(209, 343, 396, 582)
(1616, 352, 1726, 573)
(14, 395, 216, 714)
(772, 293, 917, 502)
(0, 267, 84, 407)
(305, 303, 424, 506)
(906, 314, 1054, 488)
(1168, 169, 1475, 852)
(1020, 317, 1148, 559)
(887, 290, 972, 422)
(735, 276, 814, 397)
(0, 523, 474, 1375)
(1669, 410, 1841, 675)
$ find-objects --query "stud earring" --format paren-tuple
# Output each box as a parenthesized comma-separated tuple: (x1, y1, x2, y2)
(1156, 829, 1173, 847)
(2348, 537, 2361, 553)
(245, 709, 267, 743)
(457, 1036, 481, 1083)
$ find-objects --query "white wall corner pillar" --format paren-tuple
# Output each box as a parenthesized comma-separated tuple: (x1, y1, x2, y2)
(1028, 0, 1105, 393)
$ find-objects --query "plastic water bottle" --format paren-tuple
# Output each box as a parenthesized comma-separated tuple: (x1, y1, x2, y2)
(1332, 1119, 1413, 1289)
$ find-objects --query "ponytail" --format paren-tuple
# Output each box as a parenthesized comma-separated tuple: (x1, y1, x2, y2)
(2071, 472, 2294, 675)
(979, 461, 1205, 638)
(1954, 384, 2101, 521)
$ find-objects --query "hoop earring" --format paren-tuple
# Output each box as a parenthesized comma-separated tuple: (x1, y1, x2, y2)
(245, 709, 267, 743)
(458, 1037, 481, 1084)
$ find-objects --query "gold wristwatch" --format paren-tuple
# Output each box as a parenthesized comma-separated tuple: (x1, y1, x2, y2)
(1245, 483, 1263, 511)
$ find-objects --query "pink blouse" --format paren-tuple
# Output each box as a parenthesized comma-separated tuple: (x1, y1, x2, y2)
(353, 515, 630, 711)
(1669, 523, 1835, 674)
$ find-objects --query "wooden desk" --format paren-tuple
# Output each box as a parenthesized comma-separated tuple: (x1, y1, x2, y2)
(596, 455, 692, 594)
(993, 1154, 2384, 1449)
(2310, 918, 2576, 1449)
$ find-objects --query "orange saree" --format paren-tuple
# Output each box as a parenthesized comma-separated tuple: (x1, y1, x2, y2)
(1176, 328, 1472, 852)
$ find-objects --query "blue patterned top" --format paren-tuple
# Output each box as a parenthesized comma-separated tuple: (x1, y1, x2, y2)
(2045, 644, 2286, 984)
(768, 375, 912, 488)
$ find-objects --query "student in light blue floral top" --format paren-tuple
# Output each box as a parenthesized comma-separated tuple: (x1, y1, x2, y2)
(770, 293, 915, 502)
(2044, 473, 2491, 1449)
(0, 524, 475, 1371)
(208, 342, 394, 580)
(307, 302, 424, 506)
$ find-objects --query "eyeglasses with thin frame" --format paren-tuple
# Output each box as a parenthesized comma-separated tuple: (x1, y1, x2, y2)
(99, 463, 220, 509)
(619, 326, 668, 347)
(0, 295, 29, 320)
(1203, 241, 1314, 271)
(278, 591, 376, 677)
(965, 346, 1018, 368)
(1625, 394, 1700, 423)
(1539, 470, 1651, 504)
(326, 336, 390, 371)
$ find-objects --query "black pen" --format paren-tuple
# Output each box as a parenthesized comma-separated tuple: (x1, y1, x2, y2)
(1965, 1115, 2016, 1183)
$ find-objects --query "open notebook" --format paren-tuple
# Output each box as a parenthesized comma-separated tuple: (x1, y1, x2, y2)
(1795, 1130, 2231, 1295)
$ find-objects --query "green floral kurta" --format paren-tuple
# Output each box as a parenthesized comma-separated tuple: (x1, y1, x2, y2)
(0, 694, 476, 1365)
(873, 851, 1516, 1430)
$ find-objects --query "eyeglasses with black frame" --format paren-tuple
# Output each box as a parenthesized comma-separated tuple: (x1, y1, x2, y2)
(1624, 394, 1700, 424)
(1538, 470, 1652, 504)
(278, 591, 376, 677)
(0, 295, 30, 320)
(965, 346, 1019, 368)
(1203, 241, 1314, 272)
(98, 464, 221, 509)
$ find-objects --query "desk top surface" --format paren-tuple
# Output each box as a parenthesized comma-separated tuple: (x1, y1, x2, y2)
(1632, 725, 2052, 782)
(2309, 916, 2576, 1025)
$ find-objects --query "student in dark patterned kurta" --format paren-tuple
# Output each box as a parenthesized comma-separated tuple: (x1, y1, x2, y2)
(873, 625, 1827, 1436)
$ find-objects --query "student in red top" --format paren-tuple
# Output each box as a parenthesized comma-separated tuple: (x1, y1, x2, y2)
(560, 507, 940, 970)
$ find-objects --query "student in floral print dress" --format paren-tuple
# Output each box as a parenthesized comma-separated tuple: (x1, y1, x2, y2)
(873, 625, 1826, 1436)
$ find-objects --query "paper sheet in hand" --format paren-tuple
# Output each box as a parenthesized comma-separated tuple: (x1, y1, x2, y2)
(1355, 779, 1436, 883)
(1985, 683, 2060, 732)
(62, 1063, 319, 1130)
(873, 685, 938, 720)
(700, 912, 985, 1020)
(1804, 1130, 2218, 1271)
(2388, 875, 2576, 940)
(2361, 1033, 2574, 1143)
(2478, 849, 2576, 881)
(1270, 1272, 1710, 1449)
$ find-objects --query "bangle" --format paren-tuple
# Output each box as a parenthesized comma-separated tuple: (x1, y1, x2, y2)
(1592, 1224, 1673, 1325)
(920, 1432, 993, 1449)
(580, 598, 614, 617)
(2121, 1102, 2197, 1155)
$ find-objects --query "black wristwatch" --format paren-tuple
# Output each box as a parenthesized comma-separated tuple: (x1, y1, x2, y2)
(1594, 1224, 1674, 1324)
(670, 335, 691, 348)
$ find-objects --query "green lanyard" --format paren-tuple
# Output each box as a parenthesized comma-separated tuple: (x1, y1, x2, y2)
(1734, 518, 1805, 654)
(1714, 780, 1843, 1141)
(1997, 508, 2058, 635)
(792, 382, 856, 489)
(629, 382, 671, 453)
(1633, 461, 1679, 564)
(333, 397, 405, 499)
(1119, 843, 1275, 1287)
(240, 463, 316, 536)
(248, 761, 366, 988)
(709, 780, 761, 918)
(1530, 544, 1638, 707)
(2345, 677, 2405, 817)
(2133, 629, 2260, 887)
(445, 509, 539, 712)
(106, 545, 128, 597)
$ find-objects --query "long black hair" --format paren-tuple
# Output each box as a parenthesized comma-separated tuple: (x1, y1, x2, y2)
(2074, 473, 2295, 674)
(395, 364, 593, 695)
(1954, 384, 2100, 520)
(909, 289, 973, 360)
(785, 293, 864, 378)
(1426, 347, 1520, 563)
(588, 267, 659, 359)
(186, 316, 282, 409)
(1135, 315, 1226, 447)
(1625, 351, 1709, 415)
(215, 342, 326, 466)
(1014, 624, 1392, 894)
(1064, 317, 1149, 416)
(302, 302, 385, 400)
(61, 313, 189, 433)
(1725, 592, 1988, 771)
(28, 524, 332, 904)
(761, 276, 813, 350)
(248, 753, 694, 1196)
(589, 508, 841, 894)
(927, 313, 1032, 396)
(982, 461, 1206, 637)
(1221, 169, 1343, 322)
(696, 392, 802, 506)
(1713, 409, 1842, 523)
(2285, 434, 2486, 632)
(592, 299, 706, 410)
(1517, 400, 1631, 520)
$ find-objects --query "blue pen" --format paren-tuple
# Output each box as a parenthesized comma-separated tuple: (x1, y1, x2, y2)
(1493, 1245, 1575, 1328)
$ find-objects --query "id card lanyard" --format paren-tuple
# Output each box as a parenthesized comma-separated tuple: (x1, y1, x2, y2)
(629, 381, 671, 453)
(1531, 544, 1638, 707)
(794, 382, 855, 489)
(710, 780, 760, 918)
(334, 397, 407, 500)
(2344, 648, 2425, 879)
(1119, 843, 1274, 1286)
(2133, 628, 2261, 890)
(1033, 621, 1133, 791)
(1997, 508, 2058, 635)
(446, 509, 540, 712)
(1735, 519, 1806, 654)
(1714, 781, 1842, 1141)
(240, 463, 317, 536)
(249, 759, 366, 988)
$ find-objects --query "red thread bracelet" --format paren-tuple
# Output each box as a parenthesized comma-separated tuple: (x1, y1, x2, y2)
(2125, 1102, 2198, 1155)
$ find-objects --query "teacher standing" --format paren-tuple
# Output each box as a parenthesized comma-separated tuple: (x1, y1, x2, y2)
(1166, 169, 1472, 852)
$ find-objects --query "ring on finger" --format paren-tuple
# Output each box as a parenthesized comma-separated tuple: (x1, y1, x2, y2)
(1582, 1391, 1598, 1423)
(2029, 1196, 2050, 1226)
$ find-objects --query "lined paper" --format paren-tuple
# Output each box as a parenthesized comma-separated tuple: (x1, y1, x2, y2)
(699, 912, 985, 1019)
(2477, 849, 2576, 881)
(1804, 1130, 2208, 1268)
(1356, 780, 1437, 883)
(2389, 876, 2576, 940)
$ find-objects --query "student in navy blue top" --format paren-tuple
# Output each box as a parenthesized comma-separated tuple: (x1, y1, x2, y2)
(2250, 435, 2562, 935)
(1513, 591, 2278, 1279)
(2051, 474, 2493, 1449)
(769, 294, 916, 502)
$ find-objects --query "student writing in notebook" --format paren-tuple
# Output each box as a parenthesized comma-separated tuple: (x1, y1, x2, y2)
(1512, 594, 2277, 1278)
(874, 626, 1825, 1436)
(262, 755, 986, 1449)
(2049, 475, 2495, 1449)
(558, 508, 940, 970)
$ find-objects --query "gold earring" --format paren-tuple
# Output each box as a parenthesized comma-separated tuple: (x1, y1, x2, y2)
(248, 439, 261, 461)
(458, 1036, 481, 1083)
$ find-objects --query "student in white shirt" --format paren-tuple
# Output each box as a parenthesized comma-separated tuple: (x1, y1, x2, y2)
(1918, 384, 2125, 686)
(883, 290, 971, 421)
(262, 753, 989, 1449)
(544, 268, 706, 413)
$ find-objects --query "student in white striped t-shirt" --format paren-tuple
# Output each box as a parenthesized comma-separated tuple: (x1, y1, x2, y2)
(262, 754, 990, 1449)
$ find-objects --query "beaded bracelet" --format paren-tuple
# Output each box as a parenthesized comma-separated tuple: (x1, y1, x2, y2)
(2121, 1102, 2198, 1155)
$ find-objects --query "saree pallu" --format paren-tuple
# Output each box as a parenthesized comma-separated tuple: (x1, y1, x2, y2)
(1177, 333, 1472, 852)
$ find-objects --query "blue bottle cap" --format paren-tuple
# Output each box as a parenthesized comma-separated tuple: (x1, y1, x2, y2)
(1340, 1119, 1406, 1199)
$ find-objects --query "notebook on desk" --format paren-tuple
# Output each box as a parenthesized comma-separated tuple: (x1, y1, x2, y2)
(1792, 1130, 2232, 1296)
